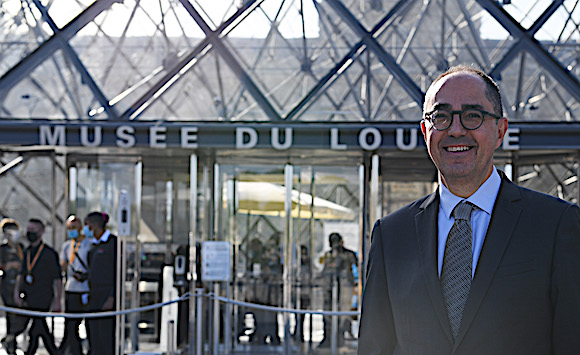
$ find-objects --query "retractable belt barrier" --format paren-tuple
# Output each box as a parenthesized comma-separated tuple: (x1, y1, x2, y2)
(0, 291, 360, 319)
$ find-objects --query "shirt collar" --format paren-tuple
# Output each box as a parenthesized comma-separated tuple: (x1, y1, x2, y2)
(439, 166, 502, 219)
(93, 229, 111, 244)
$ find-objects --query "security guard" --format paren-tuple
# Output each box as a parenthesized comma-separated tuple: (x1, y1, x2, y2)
(84, 212, 117, 355)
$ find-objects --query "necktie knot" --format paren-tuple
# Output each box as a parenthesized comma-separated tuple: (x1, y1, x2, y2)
(453, 201, 475, 221)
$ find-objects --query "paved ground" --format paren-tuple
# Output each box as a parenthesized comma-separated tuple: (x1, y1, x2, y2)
(0, 315, 358, 354)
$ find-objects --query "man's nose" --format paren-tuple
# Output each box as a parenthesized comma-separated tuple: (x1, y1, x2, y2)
(446, 112, 467, 136)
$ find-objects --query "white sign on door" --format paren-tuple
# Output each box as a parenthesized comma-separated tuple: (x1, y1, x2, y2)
(201, 241, 231, 282)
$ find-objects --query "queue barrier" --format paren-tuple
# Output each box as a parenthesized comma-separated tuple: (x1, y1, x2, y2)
(0, 291, 360, 355)
(0, 291, 360, 318)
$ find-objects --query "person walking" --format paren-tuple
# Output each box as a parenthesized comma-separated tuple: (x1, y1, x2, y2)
(0, 218, 26, 354)
(58, 215, 91, 355)
(15, 218, 62, 355)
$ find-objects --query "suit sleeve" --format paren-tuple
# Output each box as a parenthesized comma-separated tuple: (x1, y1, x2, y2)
(552, 203, 580, 354)
(357, 220, 396, 355)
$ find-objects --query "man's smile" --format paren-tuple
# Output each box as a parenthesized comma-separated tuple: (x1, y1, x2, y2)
(444, 145, 473, 152)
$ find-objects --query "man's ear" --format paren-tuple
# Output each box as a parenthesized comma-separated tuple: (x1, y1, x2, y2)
(420, 120, 428, 140)
(495, 117, 508, 149)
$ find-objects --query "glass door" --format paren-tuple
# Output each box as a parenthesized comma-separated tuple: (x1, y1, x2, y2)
(217, 163, 361, 354)
(69, 158, 142, 353)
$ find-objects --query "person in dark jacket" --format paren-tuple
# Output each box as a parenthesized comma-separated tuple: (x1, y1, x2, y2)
(84, 212, 117, 355)
(15, 218, 62, 355)
(0, 218, 26, 354)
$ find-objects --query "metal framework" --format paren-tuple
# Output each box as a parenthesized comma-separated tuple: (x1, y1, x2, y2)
(0, 0, 579, 218)
(0, 0, 577, 122)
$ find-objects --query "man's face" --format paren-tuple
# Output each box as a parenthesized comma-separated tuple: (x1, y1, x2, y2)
(330, 236, 341, 249)
(26, 222, 44, 242)
(27, 222, 42, 235)
(66, 220, 80, 231)
(421, 73, 507, 191)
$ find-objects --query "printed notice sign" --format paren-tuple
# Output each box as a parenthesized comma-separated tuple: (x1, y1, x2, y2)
(201, 241, 231, 282)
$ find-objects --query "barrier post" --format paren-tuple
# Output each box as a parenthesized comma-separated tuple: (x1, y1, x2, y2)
(168, 320, 175, 355)
(213, 282, 219, 355)
(196, 288, 203, 355)
(331, 278, 338, 355)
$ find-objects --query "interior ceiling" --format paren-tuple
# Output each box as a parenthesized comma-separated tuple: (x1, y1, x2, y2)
(0, 0, 577, 123)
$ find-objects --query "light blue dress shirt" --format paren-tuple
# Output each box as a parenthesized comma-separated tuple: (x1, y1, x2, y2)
(437, 167, 502, 277)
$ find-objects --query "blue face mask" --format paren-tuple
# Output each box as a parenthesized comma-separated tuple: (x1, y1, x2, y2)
(67, 229, 79, 239)
(83, 225, 94, 239)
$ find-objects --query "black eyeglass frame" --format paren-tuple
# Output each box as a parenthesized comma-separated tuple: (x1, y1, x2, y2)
(422, 107, 501, 131)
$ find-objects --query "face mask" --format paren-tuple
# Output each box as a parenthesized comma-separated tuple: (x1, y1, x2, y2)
(83, 225, 94, 239)
(5, 229, 20, 241)
(26, 231, 41, 243)
(67, 229, 79, 239)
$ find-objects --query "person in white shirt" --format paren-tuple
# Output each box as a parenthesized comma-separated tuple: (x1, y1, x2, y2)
(58, 215, 91, 355)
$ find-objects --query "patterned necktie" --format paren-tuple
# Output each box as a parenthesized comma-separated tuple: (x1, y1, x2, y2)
(441, 201, 476, 338)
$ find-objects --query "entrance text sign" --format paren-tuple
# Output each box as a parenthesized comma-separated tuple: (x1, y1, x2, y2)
(1, 120, 580, 151)
(201, 241, 231, 282)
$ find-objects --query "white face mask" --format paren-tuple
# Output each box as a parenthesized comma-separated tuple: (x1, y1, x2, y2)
(5, 229, 20, 241)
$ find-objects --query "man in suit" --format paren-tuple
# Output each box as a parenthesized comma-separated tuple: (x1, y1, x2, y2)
(357, 65, 580, 354)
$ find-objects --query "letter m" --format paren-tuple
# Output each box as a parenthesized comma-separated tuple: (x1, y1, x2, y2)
(39, 125, 65, 146)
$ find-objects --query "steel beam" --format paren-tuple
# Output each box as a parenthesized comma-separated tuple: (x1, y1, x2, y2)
(123, 0, 265, 119)
(489, 0, 563, 79)
(0, 157, 64, 224)
(284, 0, 416, 120)
(477, 0, 580, 103)
(31, 0, 119, 119)
(0, 0, 120, 96)
(326, 0, 424, 106)
(179, 0, 282, 121)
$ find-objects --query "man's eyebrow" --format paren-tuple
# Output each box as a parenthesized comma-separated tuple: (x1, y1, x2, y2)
(428, 103, 485, 111)
(428, 103, 452, 111)
(462, 104, 484, 110)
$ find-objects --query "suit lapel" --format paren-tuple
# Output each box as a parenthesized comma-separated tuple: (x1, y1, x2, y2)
(454, 175, 523, 347)
(415, 191, 454, 343)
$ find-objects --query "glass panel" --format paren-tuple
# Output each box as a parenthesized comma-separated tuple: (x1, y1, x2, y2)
(219, 164, 286, 349)
(218, 163, 361, 353)
(291, 166, 360, 353)
(74, 162, 138, 233)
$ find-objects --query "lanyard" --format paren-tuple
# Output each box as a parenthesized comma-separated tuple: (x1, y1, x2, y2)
(27, 242, 45, 274)
(69, 239, 80, 266)
(7, 240, 23, 261)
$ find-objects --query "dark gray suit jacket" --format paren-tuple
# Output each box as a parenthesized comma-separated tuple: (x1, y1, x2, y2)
(357, 173, 580, 354)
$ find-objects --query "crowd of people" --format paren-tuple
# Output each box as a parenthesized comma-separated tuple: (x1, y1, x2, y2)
(0, 212, 117, 355)
(238, 232, 358, 348)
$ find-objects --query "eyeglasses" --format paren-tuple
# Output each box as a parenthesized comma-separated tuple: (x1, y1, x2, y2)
(423, 107, 500, 131)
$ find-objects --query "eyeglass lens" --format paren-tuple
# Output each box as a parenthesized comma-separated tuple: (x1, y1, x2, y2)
(431, 109, 484, 130)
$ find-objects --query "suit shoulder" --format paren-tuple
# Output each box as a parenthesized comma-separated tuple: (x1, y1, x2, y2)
(515, 183, 576, 210)
(376, 194, 432, 226)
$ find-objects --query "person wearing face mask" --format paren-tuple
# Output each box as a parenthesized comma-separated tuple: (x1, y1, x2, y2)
(318, 233, 357, 348)
(58, 216, 91, 355)
(0, 218, 27, 354)
(84, 212, 117, 355)
(13, 218, 62, 355)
